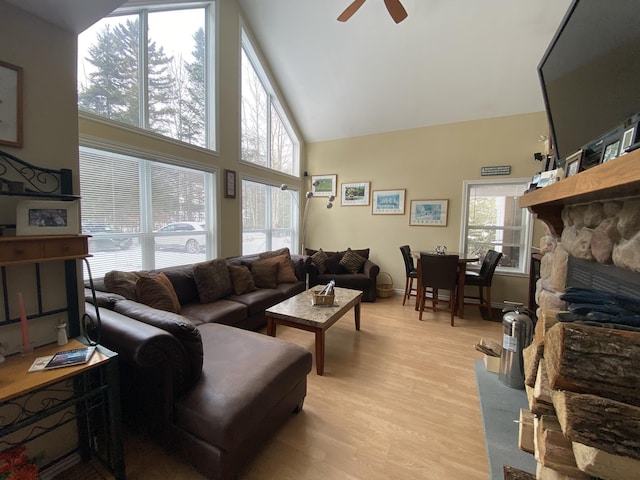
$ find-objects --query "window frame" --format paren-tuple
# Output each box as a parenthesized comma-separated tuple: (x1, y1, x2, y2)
(240, 25, 300, 178)
(77, 1, 218, 152)
(460, 178, 533, 276)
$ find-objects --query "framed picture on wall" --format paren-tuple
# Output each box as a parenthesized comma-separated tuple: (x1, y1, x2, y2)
(0, 60, 24, 148)
(409, 199, 449, 226)
(224, 169, 236, 198)
(372, 189, 405, 215)
(311, 174, 337, 197)
(341, 182, 370, 206)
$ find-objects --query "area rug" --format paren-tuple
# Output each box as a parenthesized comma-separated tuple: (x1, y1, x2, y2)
(474, 359, 536, 479)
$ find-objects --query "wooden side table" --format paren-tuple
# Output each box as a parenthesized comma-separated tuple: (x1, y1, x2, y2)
(0, 338, 125, 479)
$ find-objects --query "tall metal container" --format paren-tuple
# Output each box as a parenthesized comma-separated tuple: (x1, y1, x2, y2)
(499, 304, 534, 389)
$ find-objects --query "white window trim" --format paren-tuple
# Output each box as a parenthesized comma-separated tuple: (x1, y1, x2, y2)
(459, 178, 533, 277)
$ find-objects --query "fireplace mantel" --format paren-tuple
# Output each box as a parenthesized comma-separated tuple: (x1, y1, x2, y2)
(519, 148, 640, 236)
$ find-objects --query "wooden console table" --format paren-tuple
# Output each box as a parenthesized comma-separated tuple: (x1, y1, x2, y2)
(0, 338, 125, 479)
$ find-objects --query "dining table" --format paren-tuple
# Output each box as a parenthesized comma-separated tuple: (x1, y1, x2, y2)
(411, 251, 480, 318)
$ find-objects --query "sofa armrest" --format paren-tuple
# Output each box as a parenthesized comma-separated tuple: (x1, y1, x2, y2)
(363, 259, 380, 278)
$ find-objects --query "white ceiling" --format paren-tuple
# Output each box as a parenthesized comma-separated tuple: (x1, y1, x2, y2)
(6, 0, 573, 143)
(237, 0, 573, 142)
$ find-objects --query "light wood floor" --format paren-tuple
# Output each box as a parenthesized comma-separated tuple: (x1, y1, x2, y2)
(103, 294, 504, 479)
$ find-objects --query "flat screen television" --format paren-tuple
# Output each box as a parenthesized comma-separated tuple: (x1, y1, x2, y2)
(538, 0, 640, 164)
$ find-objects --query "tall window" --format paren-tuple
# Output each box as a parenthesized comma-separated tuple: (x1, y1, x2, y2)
(241, 29, 299, 176)
(77, 3, 214, 149)
(461, 179, 533, 275)
(242, 180, 298, 255)
(80, 146, 216, 278)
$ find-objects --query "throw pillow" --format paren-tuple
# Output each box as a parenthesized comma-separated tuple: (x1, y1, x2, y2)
(251, 259, 279, 289)
(104, 270, 149, 300)
(228, 265, 257, 295)
(311, 249, 328, 274)
(340, 248, 366, 274)
(193, 258, 234, 304)
(325, 252, 347, 274)
(153, 272, 181, 312)
(259, 248, 298, 283)
(135, 275, 180, 313)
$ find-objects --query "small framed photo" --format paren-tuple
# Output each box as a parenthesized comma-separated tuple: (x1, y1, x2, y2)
(224, 169, 236, 198)
(16, 200, 80, 236)
(372, 189, 405, 215)
(311, 174, 337, 197)
(601, 140, 621, 164)
(621, 125, 636, 153)
(341, 182, 370, 206)
(564, 149, 584, 178)
(409, 199, 449, 226)
(0, 60, 24, 148)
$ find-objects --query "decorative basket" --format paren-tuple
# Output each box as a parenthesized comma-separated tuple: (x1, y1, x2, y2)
(311, 292, 335, 306)
(376, 272, 394, 298)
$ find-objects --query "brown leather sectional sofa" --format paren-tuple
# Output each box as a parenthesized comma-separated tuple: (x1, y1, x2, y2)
(85, 251, 313, 479)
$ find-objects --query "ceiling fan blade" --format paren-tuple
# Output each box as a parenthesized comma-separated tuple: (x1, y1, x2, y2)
(384, 0, 408, 23)
(337, 0, 367, 22)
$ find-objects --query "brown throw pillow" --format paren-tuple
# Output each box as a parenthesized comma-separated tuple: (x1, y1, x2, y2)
(193, 258, 234, 303)
(259, 248, 298, 283)
(340, 248, 366, 274)
(251, 259, 279, 289)
(228, 265, 257, 295)
(153, 272, 181, 312)
(135, 275, 180, 313)
(311, 249, 328, 274)
(104, 270, 149, 300)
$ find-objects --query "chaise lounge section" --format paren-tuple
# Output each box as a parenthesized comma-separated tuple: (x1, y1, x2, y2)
(85, 249, 313, 479)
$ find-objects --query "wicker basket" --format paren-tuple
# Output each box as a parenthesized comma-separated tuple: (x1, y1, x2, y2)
(311, 289, 335, 306)
(376, 272, 394, 298)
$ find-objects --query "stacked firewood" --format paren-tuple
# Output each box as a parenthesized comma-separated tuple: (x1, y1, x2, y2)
(512, 309, 640, 480)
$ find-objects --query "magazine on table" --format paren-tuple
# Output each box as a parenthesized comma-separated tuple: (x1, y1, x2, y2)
(28, 346, 96, 372)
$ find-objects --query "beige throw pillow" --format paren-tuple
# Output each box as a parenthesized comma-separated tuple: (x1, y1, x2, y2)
(135, 275, 180, 313)
(104, 270, 149, 300)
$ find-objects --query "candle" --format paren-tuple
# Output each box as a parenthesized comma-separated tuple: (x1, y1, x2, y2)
(18, 292, 31, 353)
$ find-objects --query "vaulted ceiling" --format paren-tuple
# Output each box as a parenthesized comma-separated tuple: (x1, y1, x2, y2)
(6, 0, 573, 143)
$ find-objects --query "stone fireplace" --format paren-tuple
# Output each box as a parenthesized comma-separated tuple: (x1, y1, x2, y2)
(536, 197, 640, 315)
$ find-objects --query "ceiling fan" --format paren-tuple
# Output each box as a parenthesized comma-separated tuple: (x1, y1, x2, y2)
(338, 0, 408, 24)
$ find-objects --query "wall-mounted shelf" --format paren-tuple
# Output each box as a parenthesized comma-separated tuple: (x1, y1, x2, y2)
(519, 149, 640, 236)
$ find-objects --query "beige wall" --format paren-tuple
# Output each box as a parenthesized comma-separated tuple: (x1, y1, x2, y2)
(305, 112, 549, 307)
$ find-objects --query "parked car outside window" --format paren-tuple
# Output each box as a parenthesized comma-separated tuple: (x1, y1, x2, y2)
(83, 224, 133, 252)
(155, 222, 207, 254)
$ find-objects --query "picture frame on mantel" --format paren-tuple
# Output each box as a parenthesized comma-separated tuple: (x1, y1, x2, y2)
(16, 200, 80, 236)
(0, 60, 24, 148)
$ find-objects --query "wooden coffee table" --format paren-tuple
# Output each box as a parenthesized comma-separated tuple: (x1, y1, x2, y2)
(266, 287, 363, 375)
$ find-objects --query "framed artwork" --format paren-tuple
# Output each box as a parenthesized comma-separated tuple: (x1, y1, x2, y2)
(564, 149, 584, 178)
(311, 174, 337, 197)
(16, 200, 80, 236)
(372, 189, 405, 215)
(0, 60, 24, 148)
(621, 125, 636, 152)
(409, 199, 449, 226)
(601, 140, 621, 163)
(341, 182, 370, 206)
(224, 169, 236, 198)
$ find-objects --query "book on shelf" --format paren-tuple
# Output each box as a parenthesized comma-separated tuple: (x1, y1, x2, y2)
(28, 346, 96, 372)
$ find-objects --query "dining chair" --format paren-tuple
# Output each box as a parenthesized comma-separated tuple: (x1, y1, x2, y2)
(418, 253, 460, 326)
(463, 249, 503, 320)
(399, 245, 418, 305)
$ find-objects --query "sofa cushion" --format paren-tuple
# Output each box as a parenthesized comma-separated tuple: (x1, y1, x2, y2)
(193, 259, 234, 303)
(155, 264, 199, 305)
(180, 300, 248, 327)
(104, 270, 149, 300)
(251, 259, 279, 288)
(175, 323, 312, 451)
(135, 274, 181, 313)
(259, 248, 298, 283)
(340, 248, 367, 274)
(226, 288, 285, 316)
(310, 249, 328, 274)
(228, 265, 257, 295)
(325, 253, 348, 275)
(113, 300, 203, 386)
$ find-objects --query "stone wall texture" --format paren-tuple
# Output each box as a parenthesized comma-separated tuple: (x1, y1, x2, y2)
(535, 198, 640, 317)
